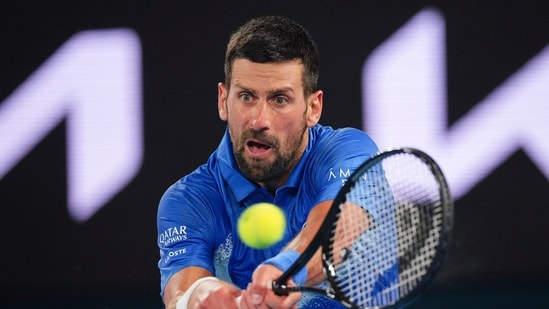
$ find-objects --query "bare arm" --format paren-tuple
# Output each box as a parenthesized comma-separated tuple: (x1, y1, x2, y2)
(163, 266, 241, 309)
(283, 199, 332, 284)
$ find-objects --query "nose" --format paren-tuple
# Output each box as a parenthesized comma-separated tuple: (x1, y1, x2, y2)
(250, 101, 271, 131)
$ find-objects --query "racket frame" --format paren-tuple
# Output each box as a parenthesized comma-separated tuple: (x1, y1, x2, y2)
(272, 147, 453, 309)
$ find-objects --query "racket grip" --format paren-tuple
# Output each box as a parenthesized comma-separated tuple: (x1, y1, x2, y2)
(272, 279, 289, 295)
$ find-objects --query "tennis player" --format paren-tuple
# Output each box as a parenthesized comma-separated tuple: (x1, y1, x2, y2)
(157, 15, 380, 309)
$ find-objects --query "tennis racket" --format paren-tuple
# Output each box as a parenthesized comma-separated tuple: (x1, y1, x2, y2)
(272, 147, 453, 308)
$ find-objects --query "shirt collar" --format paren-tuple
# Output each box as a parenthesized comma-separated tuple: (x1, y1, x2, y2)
(217, 128, 312, 202)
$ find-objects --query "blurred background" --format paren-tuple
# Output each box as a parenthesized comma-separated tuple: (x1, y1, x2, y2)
(1, 1, 548, 308)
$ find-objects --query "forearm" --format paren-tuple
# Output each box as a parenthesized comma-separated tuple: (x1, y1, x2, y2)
(163, 266, 213, 309)
(282, 200, 332, 285)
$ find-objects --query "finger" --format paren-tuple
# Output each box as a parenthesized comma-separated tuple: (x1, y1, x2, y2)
(248, 283, 267, 306)
(237, 289, 255, 309)
(235, 295, 242, 309)
(267, 291, 301, 309)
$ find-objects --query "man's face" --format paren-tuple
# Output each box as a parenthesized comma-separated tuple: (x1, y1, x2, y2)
(218, 59, 323, 187)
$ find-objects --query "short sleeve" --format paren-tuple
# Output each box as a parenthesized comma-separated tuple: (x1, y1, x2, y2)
(156, 167, 225, 297)
(306, 127, 379, 206)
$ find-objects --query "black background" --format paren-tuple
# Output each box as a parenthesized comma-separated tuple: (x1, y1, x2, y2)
(1, 1, 549, 308)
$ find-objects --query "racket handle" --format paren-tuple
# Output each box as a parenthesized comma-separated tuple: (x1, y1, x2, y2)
(236, 295, 242, 309)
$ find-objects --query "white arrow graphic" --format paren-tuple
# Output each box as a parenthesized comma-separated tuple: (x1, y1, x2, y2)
(0, 29, 143, 222)
(362, 8, 549, 199)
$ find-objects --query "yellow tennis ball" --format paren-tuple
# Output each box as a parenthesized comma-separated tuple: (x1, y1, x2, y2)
(237, 202, 286, 249)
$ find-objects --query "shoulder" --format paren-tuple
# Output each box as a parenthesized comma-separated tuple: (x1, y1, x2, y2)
(158, 160, 223, 216)
(165, 164, 217, 194)
(310, 125, 378, 156)
(297, 125, 379, 208)
(303, 124, 379, 182)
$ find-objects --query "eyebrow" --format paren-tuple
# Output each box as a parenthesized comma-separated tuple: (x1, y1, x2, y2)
(267, 87, 294, 96)
(234, 83, 295, 96)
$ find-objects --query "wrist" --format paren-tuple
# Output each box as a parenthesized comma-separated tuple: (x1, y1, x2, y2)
(262, 250, 307, 285)
(176, 276, 219, 309)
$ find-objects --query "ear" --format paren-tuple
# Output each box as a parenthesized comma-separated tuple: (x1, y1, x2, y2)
(306, 90, 323, 127)
(218, 82, 228, 121)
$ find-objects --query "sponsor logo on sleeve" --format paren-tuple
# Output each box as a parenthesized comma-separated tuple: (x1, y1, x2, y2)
(159, 225, 188, 246)
(328, 167, 352, 186)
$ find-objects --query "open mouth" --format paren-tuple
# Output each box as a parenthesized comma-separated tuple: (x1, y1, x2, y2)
(247, 140, 272, 154)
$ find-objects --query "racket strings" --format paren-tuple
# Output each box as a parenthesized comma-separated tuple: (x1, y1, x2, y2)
(326, 152, 446, 308)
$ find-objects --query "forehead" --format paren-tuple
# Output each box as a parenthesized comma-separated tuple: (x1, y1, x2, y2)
(230, 59, 304, 91)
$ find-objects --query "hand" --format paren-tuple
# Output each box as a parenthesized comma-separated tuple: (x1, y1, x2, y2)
(238, 264, 301, 309)
(187, 279, 242, 309)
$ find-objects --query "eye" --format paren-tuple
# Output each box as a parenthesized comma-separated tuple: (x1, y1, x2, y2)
(273, 96, 289, 105)
(238, 92, 256, 106)
(240, 93, 252, 102)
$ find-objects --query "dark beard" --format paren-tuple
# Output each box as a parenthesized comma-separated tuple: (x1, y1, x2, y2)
(233, 129, 305, 184)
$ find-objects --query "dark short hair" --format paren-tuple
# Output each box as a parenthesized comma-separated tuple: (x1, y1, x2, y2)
(224, 16, 320, 96)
